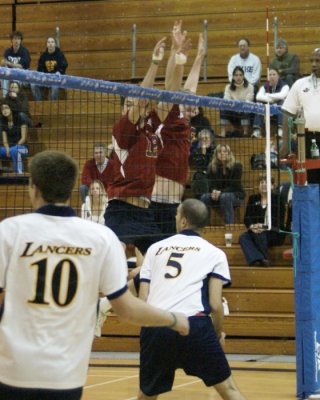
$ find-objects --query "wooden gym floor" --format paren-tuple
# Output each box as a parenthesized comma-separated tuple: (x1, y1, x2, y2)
(84, 353, 296, 399)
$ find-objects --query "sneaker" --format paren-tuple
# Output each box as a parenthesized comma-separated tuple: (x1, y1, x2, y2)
(251, 128, 262, 138)
(94, 297, 111, 338)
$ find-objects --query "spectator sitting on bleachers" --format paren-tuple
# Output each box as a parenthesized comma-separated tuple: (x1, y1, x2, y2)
(252, 68, 289, 138)
(81, 180, 108, 225)
(31, 37, 68, 101)
(227, 38, 262, 90)
(239, 174, 286, 266)
(190, 106, 213, 135)
(5, 81, 32, 127)
(80, 142, 113, 203)
(1, 31, 31, 98)
(269, 38, 300, 87)
(200, 144, 245, 224)
(0, 99, 28, 173)
(190, 128, 215, 171)
(220, 66, 254, 137)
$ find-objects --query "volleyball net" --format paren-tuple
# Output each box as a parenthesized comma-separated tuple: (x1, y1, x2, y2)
(0, 66, 285, 230)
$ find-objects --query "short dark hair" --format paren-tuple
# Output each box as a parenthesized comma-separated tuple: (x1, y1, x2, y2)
(238, 38, 250, 46)
(10, 31, 23, 41)
(30, 151, 78, 203)
(180, 199, 208, 229)
(94, 142, 107, 150)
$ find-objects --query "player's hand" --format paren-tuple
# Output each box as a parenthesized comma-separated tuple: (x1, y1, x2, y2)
(152, 37, 167, 62)
(172, 312, 190, 336)
(219, 331, 226, 348)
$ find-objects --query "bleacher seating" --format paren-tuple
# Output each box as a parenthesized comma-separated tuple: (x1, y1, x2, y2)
(0, 0, 306, 354)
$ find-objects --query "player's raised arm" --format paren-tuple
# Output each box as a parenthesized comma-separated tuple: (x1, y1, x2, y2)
(128, 37, 166, 124)
(183, 33, 205, 94)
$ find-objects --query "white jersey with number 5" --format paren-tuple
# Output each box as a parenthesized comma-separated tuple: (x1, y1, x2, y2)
(140, 230, 231, 316)
(0, 206, 128, 390)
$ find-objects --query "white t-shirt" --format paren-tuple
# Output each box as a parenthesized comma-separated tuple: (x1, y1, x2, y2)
(282, 75, 320, 131)
(0, 205, 128, 390)
(227, 52, 262, 86)
(81, 195, 108, 225)
(140, 231, 231, 316)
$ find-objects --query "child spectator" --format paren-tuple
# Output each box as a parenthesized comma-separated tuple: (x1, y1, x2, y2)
(1, 31, 31, 97)
(31, 37, 68, 101)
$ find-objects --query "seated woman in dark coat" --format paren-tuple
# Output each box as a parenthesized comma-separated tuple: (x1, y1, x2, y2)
(239, 174, 286, 266)
(200, 144, 245, 224)
(0, 99, 28, 173)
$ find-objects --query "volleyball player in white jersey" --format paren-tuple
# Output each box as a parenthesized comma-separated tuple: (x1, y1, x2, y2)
(137, 199, 247, 400)
(0, 150, 189, 400)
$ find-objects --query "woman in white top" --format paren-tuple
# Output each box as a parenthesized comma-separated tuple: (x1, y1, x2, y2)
(252, 68, 290, 138)
(220, 66, 254, 137)
(81, 180, 108, 224)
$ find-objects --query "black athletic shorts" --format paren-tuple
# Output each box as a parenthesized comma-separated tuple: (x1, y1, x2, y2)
(139, 316, 231, 396)
(0, 382, 83, 400)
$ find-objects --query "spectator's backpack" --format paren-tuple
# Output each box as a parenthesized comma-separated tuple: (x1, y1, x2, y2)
(250, 151, 278, 169)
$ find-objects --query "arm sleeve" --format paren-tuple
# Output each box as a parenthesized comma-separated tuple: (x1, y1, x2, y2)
(244, 196, 255, 227)
(227, 56, 236, 82)
(251, 55, 262, 86)
(58, 51, 68, 74)
(221, 163, 243, 193)
(113, 114, 138, 149)
(81, 160, 94, 186)
(256, 86, 269, 103)
(139, 249, 153, 282)
(20, 48, 31, 69)
(0, 222, 9, 289)
(283, 54, 300, 76)
(281, 82, 300, 116)
(223, 85, 232, 100)
(37, 54, 45, 72)
(268, 85, 290, 102)
(210, 249, 231, 285)
(245, 84, 254, 101)
(99, 230, 128, 297)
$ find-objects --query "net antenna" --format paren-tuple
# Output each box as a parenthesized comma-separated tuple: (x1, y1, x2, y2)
(265, 7, 272, 230)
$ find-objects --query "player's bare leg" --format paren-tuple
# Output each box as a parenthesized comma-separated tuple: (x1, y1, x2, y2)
(137, 389, 158, 399)
(214, 375, 247, 400)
